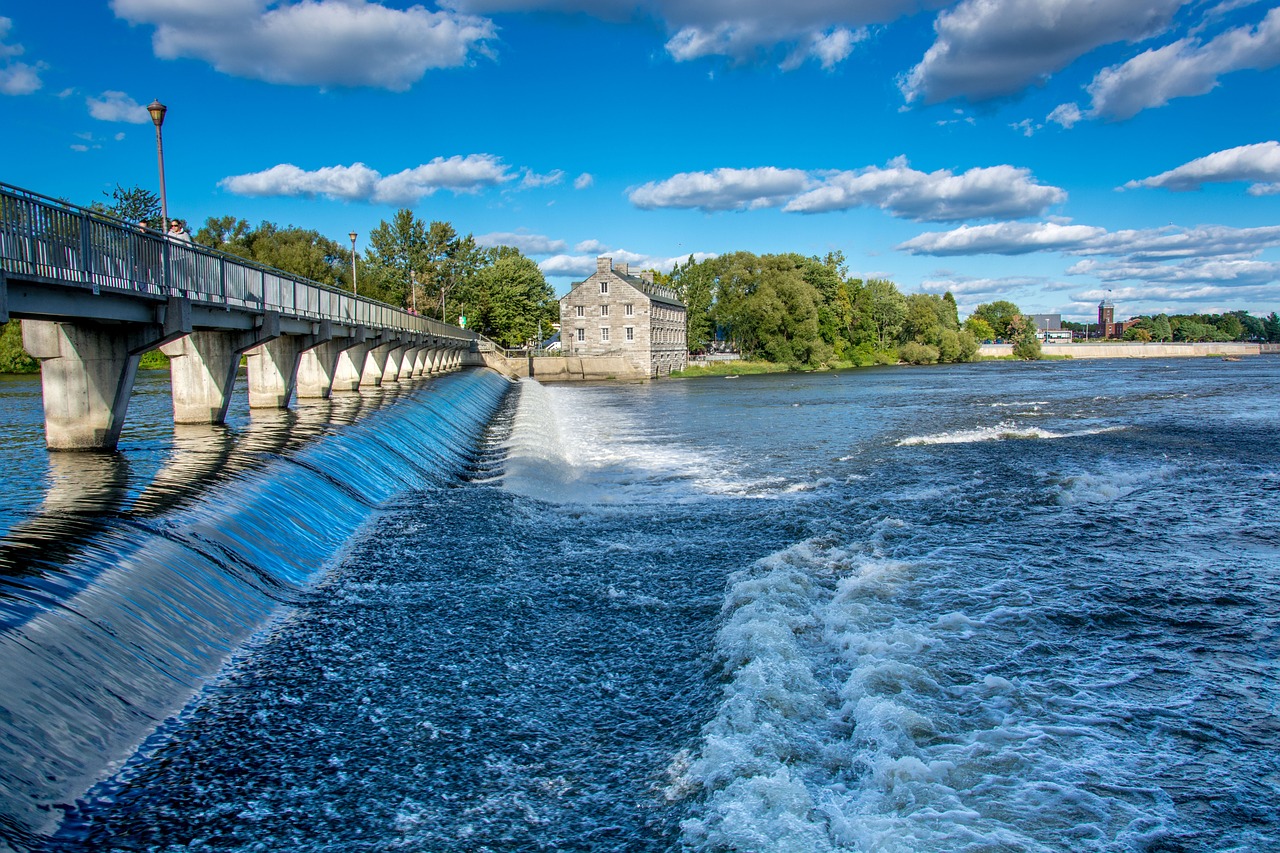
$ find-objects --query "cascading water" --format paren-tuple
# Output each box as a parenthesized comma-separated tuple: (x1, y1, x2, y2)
(0, 368, 512, 850)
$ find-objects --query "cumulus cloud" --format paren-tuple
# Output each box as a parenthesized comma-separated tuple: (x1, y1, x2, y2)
(86, 91, 149, 123)
(573, 172, 594, 190)
(1066, 256, 1280, 287)
(445, 0, 936, 68)
(1047, 102, 1082, 128)
(784, 158, 1066, 221)
(220, 154, 517, 204)
(629, 167, 812, 212)
(898, 221, 1106, 255)
(629, 159, 1064, 221)
(474, 231, 567, 254)
(901, 220, 1280, 260)
(901, 0, 1187, 104)
(539, 246, 716, 278)
(1087, 7, 1280, 119)
(574, 239, 609, 253)
(111, 0, 496, 90)
(1122, 141, 1280, 193)
(0, 17, 42, 95)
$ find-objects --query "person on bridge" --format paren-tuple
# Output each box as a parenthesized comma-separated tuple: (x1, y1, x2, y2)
(167, 219, 192, 243)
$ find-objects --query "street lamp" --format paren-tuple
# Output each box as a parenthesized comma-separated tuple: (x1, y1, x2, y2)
(348, 231, 358, 294)
(146, 99, 168, 230)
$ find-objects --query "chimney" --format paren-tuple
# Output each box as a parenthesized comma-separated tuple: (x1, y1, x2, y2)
(616, 262, 629, 275)
(596, 257, 612, 273)
(639, 271, 654, 285)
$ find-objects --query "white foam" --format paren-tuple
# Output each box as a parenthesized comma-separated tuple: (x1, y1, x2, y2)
(499, 380, 771, 503)
(897, 422, 1124, 446)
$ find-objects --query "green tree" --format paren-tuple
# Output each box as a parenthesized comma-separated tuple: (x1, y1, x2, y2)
(861, 278, 906, 349)
(195, 217, 350, 289)
(92, 183, 161, 225)
(669, 255, 716, 352)
(971, 301, 1021, 339)
(459, 250, 556, 347)
(0, 320, 38, 373)
(1008, 314, 1042, 359)
(964, 316, 996, 342)
(1265, 312, 1280, 342)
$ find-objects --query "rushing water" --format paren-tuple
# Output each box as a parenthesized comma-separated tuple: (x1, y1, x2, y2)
(1, 358, 1278, 851)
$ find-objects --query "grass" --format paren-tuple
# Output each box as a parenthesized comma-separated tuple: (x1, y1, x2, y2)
(671, 360, 793, 378)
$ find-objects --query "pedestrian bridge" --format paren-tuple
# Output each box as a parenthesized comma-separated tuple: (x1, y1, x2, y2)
(0, 182, 481, 450)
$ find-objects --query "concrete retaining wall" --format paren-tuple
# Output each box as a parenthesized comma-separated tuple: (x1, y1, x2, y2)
(472, 351, 651, 381)
(979, 342, 1263, 359)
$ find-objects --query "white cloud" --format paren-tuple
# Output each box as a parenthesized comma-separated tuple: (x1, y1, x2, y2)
(474, 231, 567, 254)
(1087, 7, 1280, 119)
(1122, 141, 1280, 193)
(574, 238, 609, 253)
(519, 169, 565, 189)
(1066, 256, 1280, 287)
(112, 0, 496, 90)
(86, 91, 149, 123)
(1047, 102, 1082, 128)
(784, 158, 1066, 221)
(901, 0, 1187, 104)
(898, 221, 1106, 255)
(0, 17, 42, 95)
(573, 172, 594, 190)
(0, 62, 41, 95)
(446, 0, 935, 68)
(629, 167, 811, 212)
(539, 247, 716, 278)
(219, 154, 516, 204)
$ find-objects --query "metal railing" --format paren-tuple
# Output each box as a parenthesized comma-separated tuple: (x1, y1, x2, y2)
(0, 182, 475, 343)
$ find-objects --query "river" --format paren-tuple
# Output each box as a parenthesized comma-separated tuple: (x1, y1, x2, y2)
(1, 357, 1277, 851)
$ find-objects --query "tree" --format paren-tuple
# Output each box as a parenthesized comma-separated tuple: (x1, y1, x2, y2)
(195, 217, 349, 288)
(964, 316, 996, 342)
(93, 183, 161, 225)
(1266, 312, 1280, 342)
(1008, 314, 1042, 359)
(861, 279, 906, 349)
(971, 301, 1021, 340)
(0, 320, 38, 373)
(459, 250, 556, 347)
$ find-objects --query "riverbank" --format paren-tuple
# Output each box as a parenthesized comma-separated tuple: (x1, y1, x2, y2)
(979, 341, 1264, 359)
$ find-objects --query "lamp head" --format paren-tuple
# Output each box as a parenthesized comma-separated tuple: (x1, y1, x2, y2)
(147, 100, 167, 127)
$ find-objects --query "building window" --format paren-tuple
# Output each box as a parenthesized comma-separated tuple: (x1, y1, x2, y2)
(576, 305, 584, 318)
(624, 303, 633, 316)
(600, 281, 609, 294)
(576, 328, 585, 342)
(601, 327, 610, 342)
(625, 326, 634, 341)
(600, 304, 609, 317)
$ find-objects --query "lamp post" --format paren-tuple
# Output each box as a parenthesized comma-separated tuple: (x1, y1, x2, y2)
(146, 99, 168, 231)
(348, 231, 358, 294)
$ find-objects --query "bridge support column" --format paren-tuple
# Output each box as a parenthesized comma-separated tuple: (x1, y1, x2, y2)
(411, 346, 429, 377)
(360, 341, 396, 388)
(162, 312, 280, 423)
(297, 330, 360, 399)
(382, 344, 408, 384)
(331, 341, 372, 392)
(246, 321, 332, 408)
(20, 299, 191, 451)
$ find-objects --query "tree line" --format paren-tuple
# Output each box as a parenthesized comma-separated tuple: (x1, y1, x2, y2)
(661, 251, 992, 367)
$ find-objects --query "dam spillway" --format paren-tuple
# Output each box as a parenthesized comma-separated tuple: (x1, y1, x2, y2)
(0, 367, 513, 849)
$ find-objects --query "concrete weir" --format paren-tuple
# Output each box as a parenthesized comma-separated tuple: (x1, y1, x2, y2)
(1, 180, 481, 451)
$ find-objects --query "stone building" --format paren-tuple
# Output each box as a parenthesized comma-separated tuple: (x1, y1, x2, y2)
(560, 257, 687, 376)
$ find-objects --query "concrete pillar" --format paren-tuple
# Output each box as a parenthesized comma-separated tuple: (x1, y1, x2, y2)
(332, 343, 372, 392)
(411, 346, 429, 377)
(21, 299, 191, 450)
(162, 313, 280, 424)
(245, 336, 304, 409)
(297, 340, 342, 399)
(361, 341, 396, 388)
(398, 345, 420, 380)
(250, 320, 333, 406)
(382, 344, 408, 384)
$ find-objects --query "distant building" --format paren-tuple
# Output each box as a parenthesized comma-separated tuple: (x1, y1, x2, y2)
(1028, 313, 1062, 331)
(1098, 298, 1117, 338)
(560, 257, 688, 376)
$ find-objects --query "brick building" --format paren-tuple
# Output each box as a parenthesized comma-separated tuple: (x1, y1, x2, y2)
(560, 257, 688, 376)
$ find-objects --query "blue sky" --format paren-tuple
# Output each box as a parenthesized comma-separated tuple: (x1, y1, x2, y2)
(2, 0, 1279, 321)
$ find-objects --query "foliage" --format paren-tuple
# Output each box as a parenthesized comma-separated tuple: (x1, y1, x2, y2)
(0, 320, 38, 373)
(1008, 314, 1043, 360)
(91, 184, 161, 225)
(971, 301, 1021, 339)
(899, 341, 940, 364)
(456, 249, 556, 347)
(964, 316, 996, 342)
(672, 359, 792, 378)
(195, 217, 349, 288)
(1122, 326, 1154, 342)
